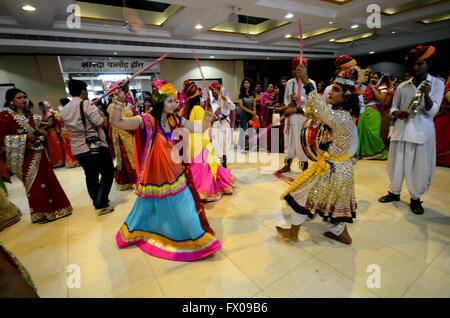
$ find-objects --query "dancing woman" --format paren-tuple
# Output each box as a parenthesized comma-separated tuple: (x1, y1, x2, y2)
(276, 65, 363, 245)
(112, 80, 221, 261)
(106, 85, 137, 190)
(182, 81, 235, 202)
(0, 89, 72, 224)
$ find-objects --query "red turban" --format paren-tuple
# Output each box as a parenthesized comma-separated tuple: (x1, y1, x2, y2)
(405, 45, 436, 63)
(334, 55, 356, 69)
(292, 57, 308, 69)
(209, 82, 222, 91)
(183, 81, 199, 100)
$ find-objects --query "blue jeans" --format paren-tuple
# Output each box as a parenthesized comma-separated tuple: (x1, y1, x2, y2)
(238, 111, 256, 151)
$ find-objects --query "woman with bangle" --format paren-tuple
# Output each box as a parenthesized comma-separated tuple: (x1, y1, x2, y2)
(38, 101, 66, 168)
(106, 84, 137, 191)
(355, 72, 389, 159)
(260, 83, 275, 152)
(276, 66, 362, 245)
(0, 89, 72, 224)
(112, 80, 221, 261)
(238, 78, 256, 153)
(182, 81, 236, 202)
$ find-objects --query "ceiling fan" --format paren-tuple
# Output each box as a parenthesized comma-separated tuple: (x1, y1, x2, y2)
(122, 0, 144, 35)
(244, 15, 256, 41)
(227, 6, 240, 25)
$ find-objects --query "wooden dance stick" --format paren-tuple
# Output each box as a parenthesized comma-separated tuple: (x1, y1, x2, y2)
(250, 18, 304, 146)
(90, 51, 172, 105)
(297, 17, 303, 108)
(192, 50, 209, 93)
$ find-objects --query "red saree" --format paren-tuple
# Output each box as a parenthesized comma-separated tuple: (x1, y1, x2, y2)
(0, 108, 72, 223)
(41, 108, 65, 168)
(435, 81, 450, 167)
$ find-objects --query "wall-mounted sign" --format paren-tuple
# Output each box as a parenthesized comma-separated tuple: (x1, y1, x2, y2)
(58, 56, 160, 74)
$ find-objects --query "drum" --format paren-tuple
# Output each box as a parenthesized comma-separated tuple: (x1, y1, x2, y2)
(300, 119, 331, 161)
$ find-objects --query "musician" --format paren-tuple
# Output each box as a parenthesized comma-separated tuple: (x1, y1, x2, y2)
(277, 57, 316, 173)
(378, 46, 444, 215)
(208, 82, 235, 168)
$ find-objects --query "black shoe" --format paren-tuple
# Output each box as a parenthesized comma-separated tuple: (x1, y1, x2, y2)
(410, 199, 424, 215)
(378, 191, 400, 203)
(222, 156, 227, 169)
(299, 161, 309, 171)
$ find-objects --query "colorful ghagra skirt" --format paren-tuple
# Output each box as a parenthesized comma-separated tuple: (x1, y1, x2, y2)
(116, 182, 221, 262)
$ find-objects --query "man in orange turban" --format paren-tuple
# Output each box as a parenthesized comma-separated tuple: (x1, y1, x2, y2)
(379, 45, 444, 215)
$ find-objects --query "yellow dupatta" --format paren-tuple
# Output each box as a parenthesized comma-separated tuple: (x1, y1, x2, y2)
(189, 105, 221, 180)
(280, 152, 350, 199)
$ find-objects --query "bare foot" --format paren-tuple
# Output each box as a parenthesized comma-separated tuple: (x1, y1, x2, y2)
(276, 226, 298, 242)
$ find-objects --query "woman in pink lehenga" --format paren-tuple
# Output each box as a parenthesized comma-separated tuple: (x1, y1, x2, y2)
(182, 81, 236, 202)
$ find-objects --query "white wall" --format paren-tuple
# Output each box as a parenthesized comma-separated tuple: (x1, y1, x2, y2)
(0, 55, 67, 113)
(160, 59, 244, 102)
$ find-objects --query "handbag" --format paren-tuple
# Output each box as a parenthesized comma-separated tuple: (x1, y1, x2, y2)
(272, 113, 281, 127)
(79, 101, 102, 155)
(249, 116, 261, 129)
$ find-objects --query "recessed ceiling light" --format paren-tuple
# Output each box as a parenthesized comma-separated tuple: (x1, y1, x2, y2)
(113, 52, 118, 55)
(392, 31, 396, 34)
(329, 38, 336, 42)
(350, 24, 359, 29)
(195, 24, 203, 30)
(334, 32, 373, 43)
(285, 13, 294, 19)
(266, 57, 270, 60)
(209, 56, 215, 58)
(329, 21, 333, 24)
(285, 34, 292, 38)
(22, 5, 36, 12)
(369, 51, 375, 54)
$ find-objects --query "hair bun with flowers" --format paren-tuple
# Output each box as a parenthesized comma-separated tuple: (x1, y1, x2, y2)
(150, 79, 177, 105)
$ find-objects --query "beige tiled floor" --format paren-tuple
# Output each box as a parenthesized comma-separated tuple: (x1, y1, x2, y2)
(1, 152, 449, 298)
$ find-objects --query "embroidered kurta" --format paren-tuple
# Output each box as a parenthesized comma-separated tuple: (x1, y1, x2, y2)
(282, 89, 356, 223)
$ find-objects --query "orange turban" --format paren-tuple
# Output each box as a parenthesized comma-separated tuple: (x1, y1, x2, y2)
(334, 55, 356, 69)
(405, 46, 436, 63)
(292, 57, 308, 69)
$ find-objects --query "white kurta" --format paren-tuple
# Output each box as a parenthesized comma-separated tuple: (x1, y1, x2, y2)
(284, 78, 316, 162)
(387, 74, 444, 199)
(210, 91, 236, 158)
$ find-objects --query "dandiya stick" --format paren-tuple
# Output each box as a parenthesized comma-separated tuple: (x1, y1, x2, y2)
(192, 50, 209, 94)
(297, 17, 303, 108)
(250, 18, 305, 146)
(90, 51, 172, 105)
